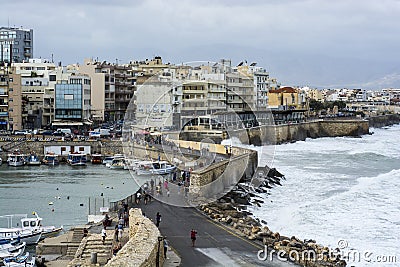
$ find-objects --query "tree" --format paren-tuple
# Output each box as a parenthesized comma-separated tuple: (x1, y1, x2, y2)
(309, 99, 324, 111)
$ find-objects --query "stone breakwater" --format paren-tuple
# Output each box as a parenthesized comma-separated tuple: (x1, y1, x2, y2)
(199, 167, 347, 267)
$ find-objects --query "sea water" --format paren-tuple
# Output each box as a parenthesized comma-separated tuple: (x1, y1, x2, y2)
(0, 164, 140, 230)
(226, 124, 400, 267)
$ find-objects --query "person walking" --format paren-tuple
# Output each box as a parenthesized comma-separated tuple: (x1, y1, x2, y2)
(101, 226, 107, 244)
(114, 225, 119, 242)
(156, 212, 162, 227)
(118, 224, 124, 240)
(163, 237, 169, 259)
(124, 211, 129, 227)
(190, 229, 197, 247)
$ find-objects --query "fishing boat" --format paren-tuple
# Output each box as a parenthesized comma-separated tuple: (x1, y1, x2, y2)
(7, 151, 26, 167)
(19, 212, 62, 239)
(103, 154, 124, 166)
(25, 154, 41, 166)
(109, 157, 125, 169)
(135, 161, 176, 175)
(67, 152, 87, 166)
(0, 229, 41, 245)
(91, 154, 103, 164)
(42, 153, 59, 166)
(2, 252, 35, 267)
(0, 213, 61, 244)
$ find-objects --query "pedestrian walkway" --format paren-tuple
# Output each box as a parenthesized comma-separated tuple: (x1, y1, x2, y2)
(163, 247, 181, 267)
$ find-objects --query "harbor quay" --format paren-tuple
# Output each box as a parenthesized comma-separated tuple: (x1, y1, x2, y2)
(30, 138, 349, 267)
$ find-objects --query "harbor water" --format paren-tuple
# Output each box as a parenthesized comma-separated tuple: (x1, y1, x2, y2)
(242, 124, 400, 267)
(0, 164, 140, 230)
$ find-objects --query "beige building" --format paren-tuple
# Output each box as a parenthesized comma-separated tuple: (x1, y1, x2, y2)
(79, 59, 134, 122)
(0, 66, 12, 130)
(226, 72, 256, 112)
(7, 70, 22, 131)
(13, 59, 57, 128)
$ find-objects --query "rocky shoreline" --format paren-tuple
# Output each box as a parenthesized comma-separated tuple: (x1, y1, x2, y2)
(199, 167, 347, 267)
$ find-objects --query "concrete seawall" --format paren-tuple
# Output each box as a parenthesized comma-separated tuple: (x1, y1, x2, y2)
(366, 114, 400, 128)
(237, 119, 370, 145)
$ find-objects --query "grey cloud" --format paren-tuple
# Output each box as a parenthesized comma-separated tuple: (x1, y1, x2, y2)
(2, 0, 400, 88)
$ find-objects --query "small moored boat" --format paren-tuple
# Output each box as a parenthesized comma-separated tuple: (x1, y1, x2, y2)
(25, 154, 41, 166)
(103, 154, 124, 166)
(0, 240, 26, 256)
(135, 161, 176, 175)
(42, 153, 59, 166)
(109, 157, 125, 169)
(7, 151, 26, 167)
(0, 229, 41, 246)
(67, 153, 87, 166)
(91, 154, 103, 164)
(2, 252, 35, 267)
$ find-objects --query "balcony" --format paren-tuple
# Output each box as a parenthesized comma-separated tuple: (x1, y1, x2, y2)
(183, 89, 207, 94)
(227, 99, 243, 104)
(0, 102, 8, 106)
(0, 112, 8, 117)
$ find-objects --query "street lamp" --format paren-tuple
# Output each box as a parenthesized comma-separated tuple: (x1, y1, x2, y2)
(156, 236, 163, 267)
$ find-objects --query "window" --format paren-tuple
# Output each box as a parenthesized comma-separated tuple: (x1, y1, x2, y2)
(49, 75, 56, 81)
(23, 221, 29, 227)
(9, 78, 13, 82)
(64, 94, 74, 100)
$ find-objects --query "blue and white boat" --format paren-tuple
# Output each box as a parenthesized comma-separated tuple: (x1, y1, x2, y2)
(0, 228, 41, 246)
(25, 154, 41, 166)
(0, 240, 26, 257)
(42, 153, 59, 166)
(67, 153, 87, 166)
(2, 252, 35, 267)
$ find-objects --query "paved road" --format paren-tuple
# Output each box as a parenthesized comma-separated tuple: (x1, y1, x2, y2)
(132, 200, 295, 267)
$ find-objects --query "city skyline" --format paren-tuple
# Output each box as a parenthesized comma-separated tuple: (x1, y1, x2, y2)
(2, 0, 400, 89)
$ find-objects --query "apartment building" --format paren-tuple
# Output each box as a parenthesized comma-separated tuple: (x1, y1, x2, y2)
(79, 59, 134, 122)
(0, 66, 10, 130)
(13, 59, 57, 129)
(0, 27, 33, 63)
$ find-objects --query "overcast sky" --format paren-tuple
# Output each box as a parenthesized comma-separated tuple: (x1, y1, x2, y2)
(2, 0, 400, 89)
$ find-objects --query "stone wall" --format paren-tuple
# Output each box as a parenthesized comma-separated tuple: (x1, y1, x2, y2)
(367, 114, 400, 128)
(189, 145, 258, 203)
(241, 119, 370, 145)
(106, 208, 164, 267)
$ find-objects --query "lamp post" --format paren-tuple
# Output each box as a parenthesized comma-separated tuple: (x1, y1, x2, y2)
(156, 236, 163, 267)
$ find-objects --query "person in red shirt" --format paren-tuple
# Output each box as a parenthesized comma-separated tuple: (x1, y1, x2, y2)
(190, 229, 197, 247)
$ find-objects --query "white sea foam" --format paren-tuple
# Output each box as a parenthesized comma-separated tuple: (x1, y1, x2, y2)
(236, 124, 400, 267)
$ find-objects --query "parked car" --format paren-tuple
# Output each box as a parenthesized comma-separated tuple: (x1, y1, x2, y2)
(14, 130, 30, 135)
